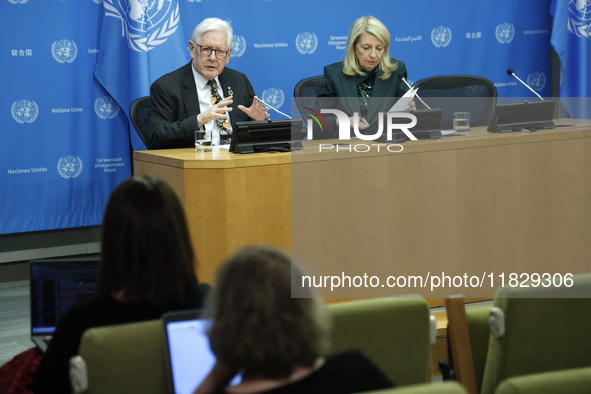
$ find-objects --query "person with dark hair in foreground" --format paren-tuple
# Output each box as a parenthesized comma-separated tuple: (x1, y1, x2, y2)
(32, 175, 210, 393)
(195, 244, 393, 394)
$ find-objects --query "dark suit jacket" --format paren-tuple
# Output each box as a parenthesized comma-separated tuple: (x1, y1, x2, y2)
(148, 62, 256, 149)
(318, 58, 409, 137)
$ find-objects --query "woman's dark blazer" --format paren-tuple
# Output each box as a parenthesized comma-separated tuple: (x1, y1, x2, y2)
(317, 58, 409, 137)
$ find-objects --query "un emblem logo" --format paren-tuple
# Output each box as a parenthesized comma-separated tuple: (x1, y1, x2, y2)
(496, 23, 515, 44)
(431, 26, 452, 48)
(568, 0, 591, 37)
(94, 96, 120, 120)
(11, 100, 39, 124)
(232, 35, 247, 58)
(261, 88, 285, 110)
(104, 0, 180, 52)
(8, 0, 28, 4)
(51, 39, 78, 64)
(57, 156, 83, 179)
(527, 72, 546, 92)
(296, 32, 318, 54)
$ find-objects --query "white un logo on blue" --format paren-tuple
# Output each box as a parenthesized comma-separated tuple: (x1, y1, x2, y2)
(51, 39, 78, 64)
(57, 156, 83, 179)
(94, 96, 120, 120)
(296, 32, 318, 54)
(104, 0, 180, 52)
(496, 23, 515, 44)
(568, 0, 591, 37)
(527, 72, 546, 92)
(431, 26, 452, 48)
(261, 88, 285, 110)
(232, 35, 247, 58)
(11, 100, 39, 124)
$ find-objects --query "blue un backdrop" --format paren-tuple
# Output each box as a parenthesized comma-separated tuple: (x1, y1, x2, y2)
(1, 0, 555, 234)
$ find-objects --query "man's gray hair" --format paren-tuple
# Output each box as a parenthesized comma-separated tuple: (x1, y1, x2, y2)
(191, 18, 233, 49)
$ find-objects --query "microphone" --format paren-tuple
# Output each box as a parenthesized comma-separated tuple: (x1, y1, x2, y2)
(254, 95, 292, 119)
(506, 69, 544, 100)
(401, 78, 431, 109)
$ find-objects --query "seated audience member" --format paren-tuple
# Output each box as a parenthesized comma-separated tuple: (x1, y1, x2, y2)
(195, 244, 393, 394)
(148, 17, 269, 149)
(32, 175, 210, 393)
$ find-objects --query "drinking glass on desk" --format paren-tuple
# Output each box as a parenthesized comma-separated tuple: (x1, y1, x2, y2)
(195, 130, 212, 152)
(453, 112, 470, 132)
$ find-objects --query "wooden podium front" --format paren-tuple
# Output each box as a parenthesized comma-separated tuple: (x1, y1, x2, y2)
(134, 120, 591, 299)
(133, 149, 292, 283)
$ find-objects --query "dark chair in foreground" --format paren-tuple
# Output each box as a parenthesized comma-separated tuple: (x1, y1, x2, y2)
(293, 75, 324, 127)
(413, 75, 497, 129)
(129, 96, 153, 150)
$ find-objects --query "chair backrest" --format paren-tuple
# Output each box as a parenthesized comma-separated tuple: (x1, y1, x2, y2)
(72, 319, 166, 394)
(494, 366, 591, 394)
(130, 96, 153, 150)
(413, 75, 497, 128)
(480, 273, 591, 394)
(361, 381, 468, 394)
(328, 297, 432, 387)
(293, 75, 324, 123)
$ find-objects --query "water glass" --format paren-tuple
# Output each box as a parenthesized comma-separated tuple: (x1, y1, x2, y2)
(453, 112, 470, 132)
(195, 130, 212, 152)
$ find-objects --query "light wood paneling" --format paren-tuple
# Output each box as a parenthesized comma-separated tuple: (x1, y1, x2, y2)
(135, 120, 591, 301)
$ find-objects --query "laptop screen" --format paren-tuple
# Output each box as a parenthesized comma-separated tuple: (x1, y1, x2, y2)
(30, 258, 99, 335)
(162, 310, 241, 394)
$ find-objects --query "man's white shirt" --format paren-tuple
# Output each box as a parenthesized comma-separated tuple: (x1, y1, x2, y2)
(192, 65, 233, 146)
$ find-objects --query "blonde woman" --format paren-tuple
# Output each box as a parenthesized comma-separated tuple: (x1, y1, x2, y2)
(319, 16, 412, 135)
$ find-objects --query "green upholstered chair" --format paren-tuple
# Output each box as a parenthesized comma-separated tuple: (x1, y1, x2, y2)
(361, 381, 468, 394)
(480, 273, 591, 394)
(70, 297, 433, 393)
(70, 319, 166, 394)
(494, 366, 591, 394)
(465, 307, 492, 391)
(328, 297, 433, 387)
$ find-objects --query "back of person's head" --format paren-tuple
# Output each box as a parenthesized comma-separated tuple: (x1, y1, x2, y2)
(191, 18, 233, 49)
(207, 244, 330, 379)
(98, 175, 197, 306)
(343, 15, 396, 79)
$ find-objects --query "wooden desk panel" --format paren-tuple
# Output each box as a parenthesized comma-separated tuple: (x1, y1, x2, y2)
(134, 149, 291, 283)
(134, 121, 591, 299)
(291, 121, 591, 298)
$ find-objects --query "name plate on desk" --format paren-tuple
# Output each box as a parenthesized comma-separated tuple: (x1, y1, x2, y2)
(231, 119, 304, 154)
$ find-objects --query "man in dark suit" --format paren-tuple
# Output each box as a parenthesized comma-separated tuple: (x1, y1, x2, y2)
(148, 18, 268, 149)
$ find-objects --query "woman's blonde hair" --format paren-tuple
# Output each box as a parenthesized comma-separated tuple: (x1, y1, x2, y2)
(342, 16, 397, 80)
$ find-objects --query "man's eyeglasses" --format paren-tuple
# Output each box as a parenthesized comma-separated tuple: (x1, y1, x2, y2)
(194, 43, 229, 59)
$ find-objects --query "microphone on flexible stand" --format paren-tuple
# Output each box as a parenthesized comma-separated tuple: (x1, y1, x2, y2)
(401, 77, 431, 109)
(506, 69, 544, 101)
(254, 95, 292, 119)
